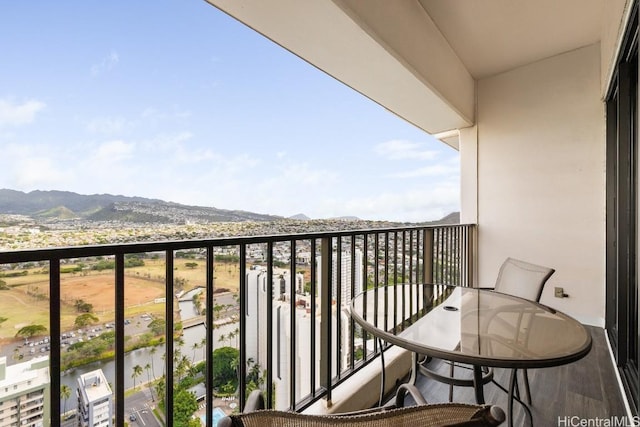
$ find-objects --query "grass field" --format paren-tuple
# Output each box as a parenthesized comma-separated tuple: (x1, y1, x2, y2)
(0, 258, 242, 341)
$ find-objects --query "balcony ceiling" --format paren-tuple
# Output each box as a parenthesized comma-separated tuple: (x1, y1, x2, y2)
(418, 0, 604, 79)
(205, 0, 606, 142)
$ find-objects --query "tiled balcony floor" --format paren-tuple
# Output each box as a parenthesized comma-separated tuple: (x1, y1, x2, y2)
(412, 326, 628, 425)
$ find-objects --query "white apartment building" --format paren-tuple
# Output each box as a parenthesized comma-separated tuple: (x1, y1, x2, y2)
(245, 264, 357, 410)
(317, 249, 364, 307)
(0, 356, 50, 427)
(76, 370, 112, 427)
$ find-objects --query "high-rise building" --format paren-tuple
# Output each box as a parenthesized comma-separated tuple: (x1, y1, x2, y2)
(77, 370, 112, 427)
(317, 249, 364, 307)
(245, 260, 359, 410)
(0, 356, 50, 427)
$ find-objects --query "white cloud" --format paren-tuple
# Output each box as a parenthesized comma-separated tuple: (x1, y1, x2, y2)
(340, 183, 460, 222)
(213, 162, 340, 216)
(374, 140, 438, 161)
(141, 131, 193, 151)
(390, 159, 459, 179)
(16, 157, 73, 188)
(86, 117, 128, 134)
(140, 107, 191, 123)
(0, 99, 46, 127)
(2, 144, 74, 190)
(91, 50, 119, 76)
(93, 140, 135, 163)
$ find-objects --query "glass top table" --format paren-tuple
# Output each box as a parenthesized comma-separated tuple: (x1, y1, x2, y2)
(350, 283, 592, 370)
(351, 284, 592, 426)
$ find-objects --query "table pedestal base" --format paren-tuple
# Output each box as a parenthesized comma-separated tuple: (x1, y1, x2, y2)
(413, 354, 493, 404)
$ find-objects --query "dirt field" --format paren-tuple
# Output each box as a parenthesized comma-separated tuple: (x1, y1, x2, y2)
(0, 259, 242, 341)
(125, 258, 241, 292)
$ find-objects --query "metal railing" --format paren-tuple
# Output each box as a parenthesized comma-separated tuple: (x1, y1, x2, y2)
(0, 223, 474, 426)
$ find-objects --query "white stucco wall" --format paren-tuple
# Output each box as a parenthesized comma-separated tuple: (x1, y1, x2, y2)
(600, 0, 634, 96)
(473, 43, 605, 325)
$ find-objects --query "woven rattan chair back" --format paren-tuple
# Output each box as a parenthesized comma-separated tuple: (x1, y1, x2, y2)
(218, 402, 504, 427)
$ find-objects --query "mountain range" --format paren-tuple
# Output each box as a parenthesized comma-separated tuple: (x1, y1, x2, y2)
(0, 189, 282, 224)
(0, 189, 459, 225)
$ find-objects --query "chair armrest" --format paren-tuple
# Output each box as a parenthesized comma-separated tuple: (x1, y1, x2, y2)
(474, 405, 506, 426)
(395, 383, 427, 407)
(244, 390, 266, 412)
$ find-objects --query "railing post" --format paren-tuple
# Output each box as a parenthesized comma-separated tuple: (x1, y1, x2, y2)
(422, 229, 434, 285)
(206, 247, 215, 424)
(165, 251, 175, 423)
(319, 237, 333, 407)
(115, 253, 125, 427)
(49, 259, 61, 427)
(467, 225, 477, 287)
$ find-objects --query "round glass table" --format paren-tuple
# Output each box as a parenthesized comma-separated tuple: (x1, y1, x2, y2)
(350, 283, 592, 426)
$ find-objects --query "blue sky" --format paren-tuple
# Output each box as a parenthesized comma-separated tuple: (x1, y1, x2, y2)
(0, 1, 459, 222)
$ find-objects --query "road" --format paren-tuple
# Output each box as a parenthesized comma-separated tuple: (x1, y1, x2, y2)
(59, 388, 162, 427)
(127, 388, 161, 427)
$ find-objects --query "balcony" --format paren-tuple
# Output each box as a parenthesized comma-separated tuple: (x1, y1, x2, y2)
(0, 0, 637, 425)
(0, 224, 467, 425)
(0, 223, 628, 426)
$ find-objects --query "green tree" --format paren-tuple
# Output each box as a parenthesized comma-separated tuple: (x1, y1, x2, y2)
(15, 324, 47, 339)
(213, 304, 224, 320)
(175, 355, 191, 382)
(150, 346, 158, 381)
(74, 313, 99, 328)
(155, 376, 166, 404)
(124, 257, 145, 268)
(132, 364, 143, 390)
(74, 299, 93, 313)
(144, 362, 154, 401)
(61, 384, 71, 417)
(191, 342, 199, 364)
(148, 318, 166, 335)
(212, 347, 239, 388)
(173, 388, 199, 427)
(246, 358, 263, 387)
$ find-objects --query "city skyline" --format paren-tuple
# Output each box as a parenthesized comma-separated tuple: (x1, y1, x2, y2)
(0, 1, 459, 222)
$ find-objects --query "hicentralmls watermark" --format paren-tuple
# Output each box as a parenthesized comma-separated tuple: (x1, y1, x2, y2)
(557, 416, 640, 427)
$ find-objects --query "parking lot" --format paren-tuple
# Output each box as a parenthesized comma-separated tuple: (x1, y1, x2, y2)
(2, 314, 154, 363)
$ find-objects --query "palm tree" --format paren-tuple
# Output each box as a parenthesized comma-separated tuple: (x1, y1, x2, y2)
(176, 355, 191, 382)
(149, 346, 158, 381)
(233, 327, 240, 347)
(191, 342, 199, 364)
(144, 362, 154, 401)
(155, 376, 166, 405)
(132, 364, 143, 390)
(60, 384, 71, 417)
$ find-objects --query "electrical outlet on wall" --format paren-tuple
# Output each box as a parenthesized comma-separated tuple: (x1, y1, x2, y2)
(554, 287, 568, 298)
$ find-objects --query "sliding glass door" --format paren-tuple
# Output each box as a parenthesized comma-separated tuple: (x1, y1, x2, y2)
(606, 4, 639, 412)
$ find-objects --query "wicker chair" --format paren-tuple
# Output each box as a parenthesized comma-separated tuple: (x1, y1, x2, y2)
(218, 384, 505, 427)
